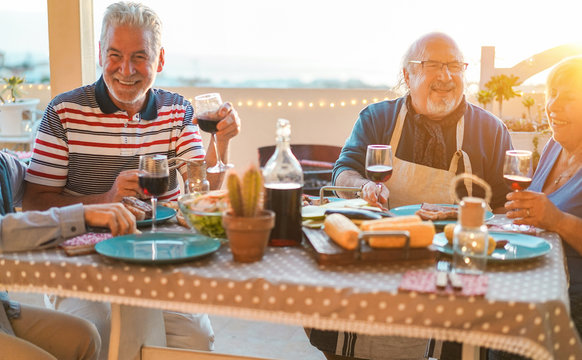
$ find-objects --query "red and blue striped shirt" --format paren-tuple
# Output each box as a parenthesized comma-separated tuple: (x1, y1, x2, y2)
(25, 76, 204, 201)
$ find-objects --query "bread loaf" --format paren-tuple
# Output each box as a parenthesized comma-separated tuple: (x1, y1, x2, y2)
(324, 213, 360, 250)
(124, 204, 146, 221)
(122, 196, 153, 219)
(360, 215, 435, 248)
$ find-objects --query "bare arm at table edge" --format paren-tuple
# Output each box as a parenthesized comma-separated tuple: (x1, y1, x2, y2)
(22, 182, 121, 210)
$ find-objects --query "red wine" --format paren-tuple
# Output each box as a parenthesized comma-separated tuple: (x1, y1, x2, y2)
(366, 165, 393, 183)
(139, 174, 169, 197)
(504, 174, 532, 191)
(197, 118, 219, 133)
(264, 183, 303, 246)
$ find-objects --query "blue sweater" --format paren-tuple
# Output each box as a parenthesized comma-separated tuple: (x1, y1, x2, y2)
(530, 138, 582, 293)
(333, 96, 513, 209)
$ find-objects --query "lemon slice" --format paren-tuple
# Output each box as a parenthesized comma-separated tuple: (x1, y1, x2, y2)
(302, 205, 326, 220)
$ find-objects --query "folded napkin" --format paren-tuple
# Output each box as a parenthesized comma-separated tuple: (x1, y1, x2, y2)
(399, 270, 488, 296)
(487, 223, 538, 236)
(60, 232, 113, 256)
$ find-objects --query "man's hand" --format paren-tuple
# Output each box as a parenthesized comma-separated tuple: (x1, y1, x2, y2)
(84, 203, 138, 236)
(360, 181, 390, 210)
(105, 169, 142, 203)
(215, 102, 241, 143)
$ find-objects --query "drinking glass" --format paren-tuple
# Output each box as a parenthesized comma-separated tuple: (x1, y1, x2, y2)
(503, 150, 533, 191)
(139, 154, 169, 232)
(194, 93, 233, 173)
(365, 145, 393, 207)
(503, 150, 533, 231)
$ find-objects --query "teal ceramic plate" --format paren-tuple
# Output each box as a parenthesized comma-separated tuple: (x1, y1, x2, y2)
(432, 231, 552, 262)
(390, 204, 494, 226)
(95, 232, 221, 264)
(136, 206, 177, 227)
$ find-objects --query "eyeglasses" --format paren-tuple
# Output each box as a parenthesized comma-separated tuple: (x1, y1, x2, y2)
(409, 60, 468, 73)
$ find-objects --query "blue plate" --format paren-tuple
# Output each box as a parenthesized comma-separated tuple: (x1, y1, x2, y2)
(432, 231, 552, 262)
(136, 206, 177, 227)
(95, 232, 221, 264)
(390, 204, 494, 226)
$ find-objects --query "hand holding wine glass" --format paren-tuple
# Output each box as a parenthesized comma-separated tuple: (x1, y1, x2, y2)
(139, 154, 169, 232)
(365, 144, 393, 209)
(194, 93, 233, 173)
(503, 150, 533, 230)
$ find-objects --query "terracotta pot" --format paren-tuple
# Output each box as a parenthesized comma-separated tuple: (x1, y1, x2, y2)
(222, 210, 275, 263)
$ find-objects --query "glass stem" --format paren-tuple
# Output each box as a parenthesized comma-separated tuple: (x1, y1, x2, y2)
(212, 133, 223, 169)
(151, 196, 158, 233)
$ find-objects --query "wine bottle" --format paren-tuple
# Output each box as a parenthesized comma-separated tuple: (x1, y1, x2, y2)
(262, 119, 304, 246)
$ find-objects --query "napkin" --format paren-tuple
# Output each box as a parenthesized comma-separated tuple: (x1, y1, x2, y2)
(60, 232, 113, 256)
(399, 270, 488, 296)
(487, 223, 538, 236)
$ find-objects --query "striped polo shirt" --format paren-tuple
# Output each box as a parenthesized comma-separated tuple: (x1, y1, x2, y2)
(25, 76, 205, 201)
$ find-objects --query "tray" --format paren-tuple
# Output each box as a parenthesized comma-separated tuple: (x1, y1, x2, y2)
(303, 227, 435, 265)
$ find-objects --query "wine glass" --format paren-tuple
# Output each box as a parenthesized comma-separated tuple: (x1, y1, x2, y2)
(139, 154, 169, 232)
(365, 144, 393, 208)
(503, 150, 533, 231)
(503, 150, 533, 192)
(194, 93, 233, 173)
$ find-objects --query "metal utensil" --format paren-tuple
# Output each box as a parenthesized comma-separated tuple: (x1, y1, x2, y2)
(435, 260, 463, 290)
(436, 260, 449, 289)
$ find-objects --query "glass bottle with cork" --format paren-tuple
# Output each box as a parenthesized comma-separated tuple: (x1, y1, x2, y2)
(449, 173, 492, 275)
(262, 118, 304, 246)
(452, 196, 489, 274)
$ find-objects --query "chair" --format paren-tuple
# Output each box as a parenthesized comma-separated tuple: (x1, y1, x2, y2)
(257, 144, 342, 195)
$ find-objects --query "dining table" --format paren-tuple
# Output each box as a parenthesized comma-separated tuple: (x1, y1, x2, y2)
(0, 214, 581, 360)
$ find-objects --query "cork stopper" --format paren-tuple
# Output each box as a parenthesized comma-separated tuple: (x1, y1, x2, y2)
(459, 197, 486, 227)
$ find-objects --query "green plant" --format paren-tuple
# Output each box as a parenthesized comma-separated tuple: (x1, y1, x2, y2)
(484, 74, 521, 119)
(0, 76, 25, 104)
(522, 96, 535, 122)
(477, 89, 493, 110)
(226, 165, 263, 217)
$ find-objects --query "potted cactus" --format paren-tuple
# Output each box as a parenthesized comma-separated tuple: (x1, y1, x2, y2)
(222, 165, 275, 262)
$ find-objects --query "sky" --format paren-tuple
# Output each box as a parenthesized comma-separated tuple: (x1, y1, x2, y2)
(1, 0, 581, 87)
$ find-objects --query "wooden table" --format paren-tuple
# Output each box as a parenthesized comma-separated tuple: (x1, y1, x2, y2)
(1, 217, 581, 360)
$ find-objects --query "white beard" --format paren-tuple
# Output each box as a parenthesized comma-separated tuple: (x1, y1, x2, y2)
(426, 96, 457, 116)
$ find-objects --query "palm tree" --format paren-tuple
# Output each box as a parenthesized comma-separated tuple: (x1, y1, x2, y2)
(477, 90, 493, 111)
(522, 96, 535, 123)
(484, 74, 521, 119)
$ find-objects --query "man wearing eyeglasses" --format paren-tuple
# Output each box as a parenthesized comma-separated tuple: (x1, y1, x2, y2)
(310, 32, 513, 359)
(333, 32, 512, 213)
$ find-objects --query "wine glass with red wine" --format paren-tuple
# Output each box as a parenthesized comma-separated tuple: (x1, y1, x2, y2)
(503, 150, 533, 230)
(503, 150, 533, 191)
(139, 154, 169, 232)
(194, 93, 233, 173)
(365, 145, 393, 206)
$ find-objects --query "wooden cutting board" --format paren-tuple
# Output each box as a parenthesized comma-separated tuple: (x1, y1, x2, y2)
(302, 227, 435, 265)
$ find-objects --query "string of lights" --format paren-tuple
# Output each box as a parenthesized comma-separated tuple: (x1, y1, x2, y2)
(2, 85, 395, 109)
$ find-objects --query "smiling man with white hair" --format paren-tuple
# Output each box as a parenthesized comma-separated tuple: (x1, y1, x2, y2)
(333, 32, 512, 213)
(310, 32, 513, 360)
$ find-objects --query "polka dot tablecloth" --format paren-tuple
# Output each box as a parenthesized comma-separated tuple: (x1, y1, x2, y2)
(1, 217, 581, 360)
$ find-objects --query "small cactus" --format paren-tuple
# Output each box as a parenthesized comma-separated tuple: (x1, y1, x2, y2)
(226, 165, 263, 217)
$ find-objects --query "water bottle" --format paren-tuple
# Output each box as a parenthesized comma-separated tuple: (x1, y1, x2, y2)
(262, 118, 304, 246)
(452, 197, 489, 275)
